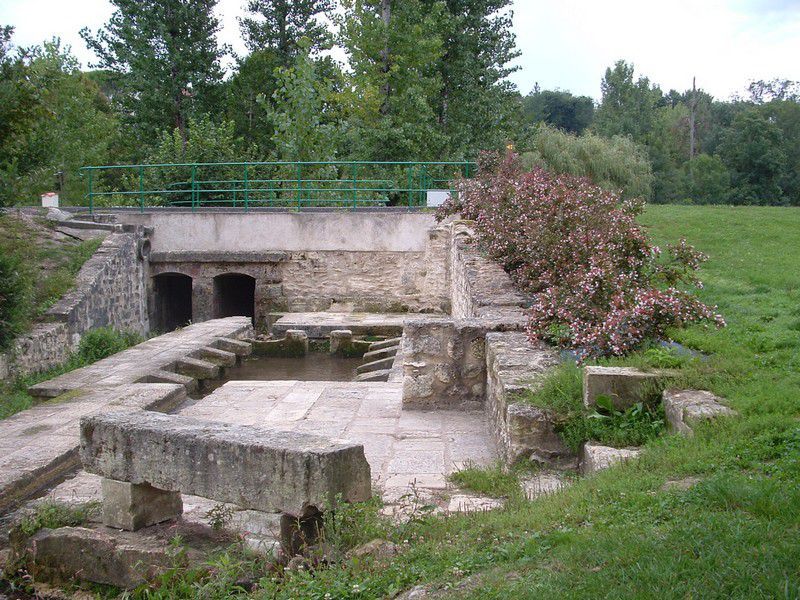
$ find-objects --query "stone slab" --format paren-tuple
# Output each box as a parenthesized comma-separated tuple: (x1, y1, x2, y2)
(663, 389, 736, 435)
(356, 356, 396, 374)
(271, 312, 423, 338)
(0, 384, 186, 515)
(583, 366, 674, 410)
(214, 337, 253, 356)
(80, 411, 372, 516)
(101, 478, 183, 530)
(197, 346, 237, 367)
(580, 442, 642, 475)
(175, 356, 220, 379)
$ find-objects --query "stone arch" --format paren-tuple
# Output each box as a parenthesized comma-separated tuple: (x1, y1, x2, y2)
(152, 272, 193, 332)
(213, 273, 256, 321)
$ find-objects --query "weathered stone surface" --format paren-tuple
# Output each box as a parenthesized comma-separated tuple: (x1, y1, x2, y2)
(101, 478, 183, 530)
(197, 346, 237, 367)
(214, 336, 252, 356)
(663, 389, 736, 435)
(347, 538, 399, 561)
(175, 356, 220, 379)
(484, 332, 567, 466)
(251, 329, 309, 357)
(580, 442, 642, 475)
(80, 411, 372, 516)
(272, 312, 409, 339)
(136, 369, 198, 394)
(329, 329, 370, 358)
(583, 366, 674, 410)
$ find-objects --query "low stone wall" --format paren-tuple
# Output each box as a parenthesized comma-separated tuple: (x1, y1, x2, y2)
(485, 332, 570, 465)
(5, 230, 150, 376)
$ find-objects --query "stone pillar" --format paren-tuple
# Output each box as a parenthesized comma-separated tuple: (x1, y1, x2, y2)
(192, 278, 213, 322)
(329, 330, 353, 355)
(101, 478, 183, 531)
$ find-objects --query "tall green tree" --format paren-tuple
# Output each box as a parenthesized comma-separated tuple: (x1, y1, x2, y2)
(80, 0, 226, 149)
(522, 87, 595, 134)
(426, 0, 521, 155)
(338, 0, 446, 160)
(718, 108, 787, 205)
(594, 60, 662, 142)
(240, 0, 333, 63)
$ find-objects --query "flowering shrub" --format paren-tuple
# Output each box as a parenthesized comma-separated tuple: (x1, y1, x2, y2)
(438, 152, 724, 358)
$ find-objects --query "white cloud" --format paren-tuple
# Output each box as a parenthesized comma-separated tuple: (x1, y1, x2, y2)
(1, 0, 798, 100)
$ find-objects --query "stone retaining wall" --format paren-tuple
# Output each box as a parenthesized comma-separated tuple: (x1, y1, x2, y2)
(5, 230, 150, 376)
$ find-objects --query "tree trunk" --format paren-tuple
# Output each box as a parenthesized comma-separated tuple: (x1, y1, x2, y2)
(379, 0, 391, 116)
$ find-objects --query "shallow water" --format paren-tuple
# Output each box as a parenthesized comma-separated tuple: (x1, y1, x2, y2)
(222, 352, 361, 383)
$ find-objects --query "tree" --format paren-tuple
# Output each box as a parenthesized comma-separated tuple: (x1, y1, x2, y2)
(718, 108, 787, 205)
(81, 0, 226, 149)
(686, 153, 730, 204)
(240, 0, 333, 63)
(266, 39, 338, 162)
(338, 0, 446, 160)
(594, 60, 662, 142)
(426, 0, 521, 155)
(522, 87, 594, 134)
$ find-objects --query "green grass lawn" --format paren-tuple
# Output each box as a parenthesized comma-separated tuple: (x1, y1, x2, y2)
(6, 206, 798, 599)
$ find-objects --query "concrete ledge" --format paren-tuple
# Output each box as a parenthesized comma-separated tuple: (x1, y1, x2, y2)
(150, 250, 289, 263)
(80, 411, 372, 516)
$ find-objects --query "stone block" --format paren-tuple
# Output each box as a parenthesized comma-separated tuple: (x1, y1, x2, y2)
(80, 411, 371, 516)
(362, 345, 399, 361)
(663, 389, 736, 436)
(506, 404, 572, 466)
(329, 329, 353, 354)
(175, 356, 220, 380)
(580, 442, 642, 475)
(101, 478, 183, 531)
(355, 369, 390, 382)
(214, 336, 252, 356)
(368, 337, 403, 351)
(252, 330, 309, 358)
(197, 346, 237, 367)
(135, 369, 198, 395)
(583, 366, 674, 410)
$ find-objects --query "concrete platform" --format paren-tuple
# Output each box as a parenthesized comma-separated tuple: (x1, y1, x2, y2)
(178, 380, 497, 510)
(271, 312, 445, 338)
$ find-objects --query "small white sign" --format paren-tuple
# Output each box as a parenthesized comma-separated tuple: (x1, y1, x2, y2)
(41, 192, 59, 207)
(426, 189, 450, 207)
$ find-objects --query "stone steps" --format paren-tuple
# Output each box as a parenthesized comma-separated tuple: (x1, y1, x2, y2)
(196, 346, 237, 368)
(355, 369, 391, 382)
(361, 344, 400, 362)
(355, 356, 395, 375)
(368, 337, 402, 351)
(213, 337, 252, 356)
(175, 357, 221, 380)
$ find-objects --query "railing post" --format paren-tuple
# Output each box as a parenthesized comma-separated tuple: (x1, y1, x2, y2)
(352, 163, 357, 210)
(87, 169, 94, 215)
(191, 164, 197, 212)
(243, 164, 249, 212)
(421, 164, 427, 207)
(296, 163, 302, 210)
(138, 165, 145, 213)
(407, 164, 413, 209)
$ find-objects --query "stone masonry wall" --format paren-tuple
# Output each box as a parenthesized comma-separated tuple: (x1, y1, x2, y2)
(7, 230, 150, 376)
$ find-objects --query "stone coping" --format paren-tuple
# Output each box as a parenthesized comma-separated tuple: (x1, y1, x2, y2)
(270, 312, 439, 338)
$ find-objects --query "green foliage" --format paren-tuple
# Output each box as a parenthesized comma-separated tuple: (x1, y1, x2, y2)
(522, 87, 595, 134)
(594, 59, 663, 142)
(520, 362, 583, 415)
(449, 461, 525, 500)
(686, 153, 731, 204)
(519, 124, 653, 200)
(0, 250, 32, 350)
(80, 0, 226, 149)
(205, 503, 235, 531)
(266, 38, 339, 162)
(17, 500, 99, 536)
(558, 398, 666, 452)
(718, 108, 787, 205)
(240, 0, 333, 61)
(75, 327, 143, 363)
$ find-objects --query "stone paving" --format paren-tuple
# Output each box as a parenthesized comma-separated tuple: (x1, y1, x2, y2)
(271, 312, 447, 338)
(179, 380, 497, 511)
(29, 316, 252, 398)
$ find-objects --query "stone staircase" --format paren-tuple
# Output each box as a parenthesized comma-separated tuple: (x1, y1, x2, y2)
(355, 337, 402, 382)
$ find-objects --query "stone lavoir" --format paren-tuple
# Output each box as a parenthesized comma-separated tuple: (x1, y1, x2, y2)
(0, 209, 737, 590)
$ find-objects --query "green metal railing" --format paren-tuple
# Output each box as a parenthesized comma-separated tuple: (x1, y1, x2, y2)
(79, 160, 475, 213)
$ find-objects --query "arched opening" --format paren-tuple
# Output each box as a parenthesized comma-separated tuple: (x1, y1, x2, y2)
(213, 273, 255, 321)
(152, 273, 193, 332)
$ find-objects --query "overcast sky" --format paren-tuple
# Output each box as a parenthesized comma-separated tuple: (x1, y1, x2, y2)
(2, 0, 799, 100)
